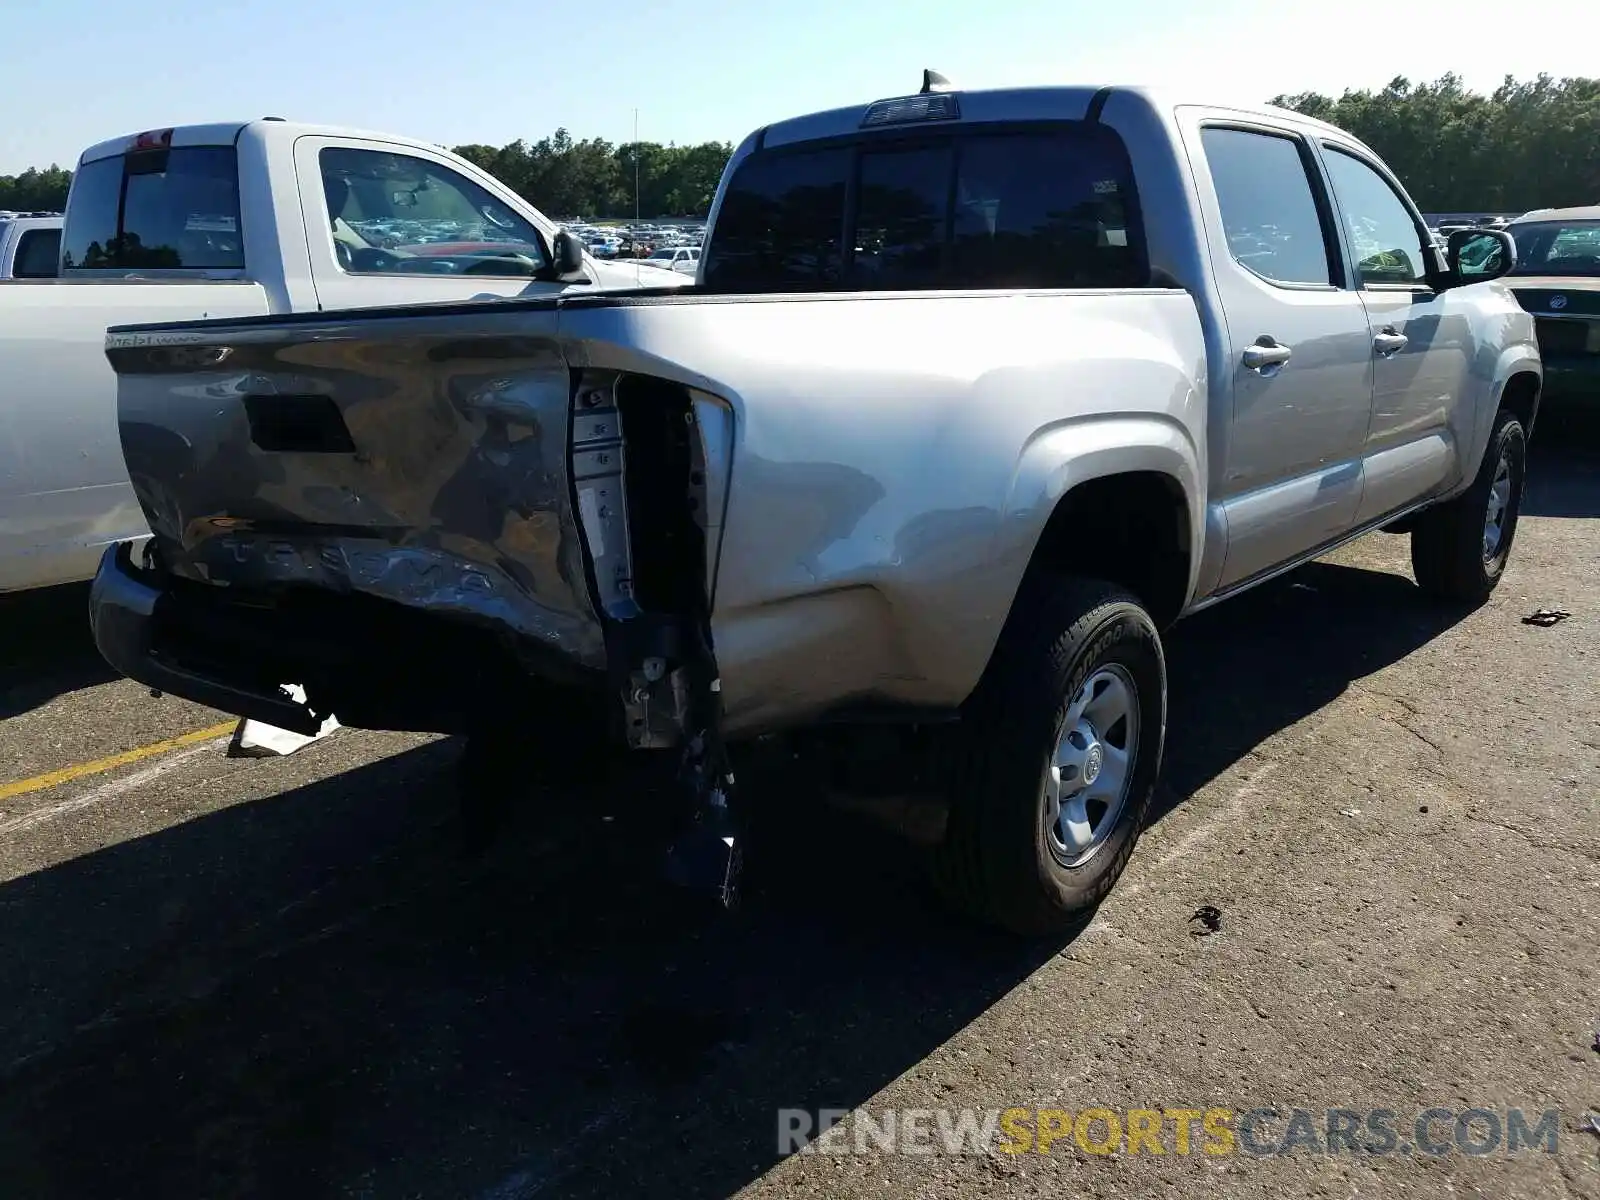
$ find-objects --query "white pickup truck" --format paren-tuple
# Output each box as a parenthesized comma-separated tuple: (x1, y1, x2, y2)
(92, 81, 1541, 932)
(0, 215, 62, 279)
(0, 120, 687, 592)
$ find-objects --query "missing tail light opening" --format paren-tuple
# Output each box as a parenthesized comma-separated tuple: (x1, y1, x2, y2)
(571, 369, 720, 750)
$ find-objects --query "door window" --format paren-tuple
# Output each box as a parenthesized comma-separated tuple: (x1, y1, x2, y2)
(1321, 148, 1428, 286)
(319, 147, 549, 277)
(1201, 127, 1335, 287)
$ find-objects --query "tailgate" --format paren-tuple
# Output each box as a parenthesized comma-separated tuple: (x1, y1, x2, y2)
(105, 306, 607, 669)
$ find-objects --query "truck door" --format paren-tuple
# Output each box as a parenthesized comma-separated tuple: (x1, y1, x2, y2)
(1316, 145, 1474, 525)
(1188, 122, 1377, 590)
(293, 136, 578, 311)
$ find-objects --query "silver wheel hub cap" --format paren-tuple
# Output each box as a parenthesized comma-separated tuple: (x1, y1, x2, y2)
(1046, 665, 1140, 867)
(1484, 452, 1511, 562)
(1082, 742, 1104, 786)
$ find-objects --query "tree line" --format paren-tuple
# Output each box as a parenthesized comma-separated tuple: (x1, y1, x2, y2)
(1272, 73, 1598, 212)
(450, 132, 733, 218)
(3, 74, 1594, 218)
(0, 135, 732, 219)
(0, 165, 71, 212)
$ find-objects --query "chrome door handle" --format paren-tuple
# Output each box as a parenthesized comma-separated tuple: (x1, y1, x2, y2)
(1373, 329, 1409, 356)
(1242, 337, 1293, 371)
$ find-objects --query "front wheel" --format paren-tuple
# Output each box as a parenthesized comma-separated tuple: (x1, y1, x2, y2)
(1410, 409, 1527, 605)
(934, 578, 1167, 936)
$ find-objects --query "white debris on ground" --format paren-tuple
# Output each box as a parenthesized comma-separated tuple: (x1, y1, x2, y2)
(226, 685, 339, 758)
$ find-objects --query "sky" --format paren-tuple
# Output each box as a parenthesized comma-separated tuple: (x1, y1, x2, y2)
(2, 0, 1595, 174)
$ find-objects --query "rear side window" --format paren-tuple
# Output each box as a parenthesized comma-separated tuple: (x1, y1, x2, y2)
(703, 125, 1146, 293)
(701, 147, 849, 289)
(62, 146, 243, 271)
(13, 227, 60, 277)
(1201, 127, 1333, 287)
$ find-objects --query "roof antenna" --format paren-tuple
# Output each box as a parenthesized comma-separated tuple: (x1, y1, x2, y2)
(921, 69, 954, 94)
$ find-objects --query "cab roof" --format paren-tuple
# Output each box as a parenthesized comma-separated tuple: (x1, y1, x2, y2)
(757, 82, 1351, 150)
(1510, 204, 1600, 224)
(77, 119, 446, 166)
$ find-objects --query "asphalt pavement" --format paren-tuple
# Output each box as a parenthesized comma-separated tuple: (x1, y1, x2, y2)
(0, 426, 1596, 1199)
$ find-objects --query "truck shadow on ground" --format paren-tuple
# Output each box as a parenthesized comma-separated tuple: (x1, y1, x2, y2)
(1522, 410, 1600, 518)
(5, 443, 1597, 1198)
(0, 547, 1490, 1200)
(0, 581, 119, 720)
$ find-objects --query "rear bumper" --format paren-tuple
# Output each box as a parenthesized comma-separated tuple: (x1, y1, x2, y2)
(90, 542, 325, 734)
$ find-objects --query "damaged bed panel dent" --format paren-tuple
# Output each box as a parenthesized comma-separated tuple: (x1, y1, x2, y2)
(112, 315, 610, 671)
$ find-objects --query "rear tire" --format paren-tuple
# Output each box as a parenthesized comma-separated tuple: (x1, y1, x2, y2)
(1410, 409, 1526, 605)
(934, 577, 1167, 937)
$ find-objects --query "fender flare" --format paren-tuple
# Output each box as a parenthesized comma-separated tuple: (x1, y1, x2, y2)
(1462, 345, 1542, 487)
(992, 412, 1205, 608)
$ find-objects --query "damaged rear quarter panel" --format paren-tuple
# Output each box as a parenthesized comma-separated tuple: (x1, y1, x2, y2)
(551, 291, 1204, 732)
(108, 309, 607, 669)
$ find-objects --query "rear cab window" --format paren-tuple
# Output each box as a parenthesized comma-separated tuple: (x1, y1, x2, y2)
(13, 227, 61, 277)
(702, 122, 1147, 292)
(62, 145, 243, 272)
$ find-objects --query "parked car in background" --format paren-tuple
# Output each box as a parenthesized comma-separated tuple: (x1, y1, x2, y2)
(0, 214, 62, 279)
(0, 120, 689, 594)
(1502, 205, 1600, 405)
(91, 81, 1538, 934)
(639, 245, 700, 273)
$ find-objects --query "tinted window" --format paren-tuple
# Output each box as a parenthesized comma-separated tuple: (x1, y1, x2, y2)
(702, 147, 848, 289)
(320, 147, 548, 277)
(852, 144, 951, 288)
(1321, 148, 1427, 285)
(59, 157, 124, 270)
(705, 128, 1146, 293)
(62, 147, 242, 270)
(1202, 128, 1333, 286)
(1506, 219, 1600, 277)
(13, 228, 60, 277)
(951, 130, 1142, 288)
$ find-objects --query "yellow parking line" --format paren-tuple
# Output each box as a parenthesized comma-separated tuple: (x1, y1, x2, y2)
(0, 721, 237, 804)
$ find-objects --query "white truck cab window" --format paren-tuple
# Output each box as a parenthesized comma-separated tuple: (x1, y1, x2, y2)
(13, 228, 60, 278)
(62, 147, 243, 271)
(319, 147, 550, 278)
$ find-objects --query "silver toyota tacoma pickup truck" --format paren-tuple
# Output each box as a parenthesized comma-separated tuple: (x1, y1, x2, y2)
(90, 78, 1541, 934)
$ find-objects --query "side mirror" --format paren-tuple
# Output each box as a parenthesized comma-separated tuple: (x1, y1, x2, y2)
(1446, 228, 1516, 287)
(551, 229, 587, 278)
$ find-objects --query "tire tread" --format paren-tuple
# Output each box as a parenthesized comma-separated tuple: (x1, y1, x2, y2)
(934, 575, 1164, 936)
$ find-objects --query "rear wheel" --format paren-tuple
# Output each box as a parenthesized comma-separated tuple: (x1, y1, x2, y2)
(1410, 409, 1527, 605)
(934, 577, 1167, 936)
